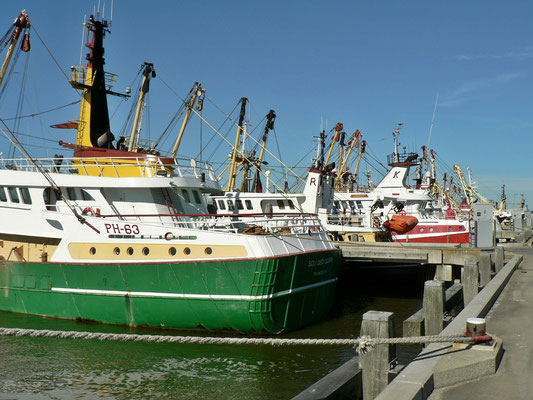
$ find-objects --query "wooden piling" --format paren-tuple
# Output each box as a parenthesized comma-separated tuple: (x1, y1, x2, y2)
(423, 280, 445, 335)
(463, 260, 479, 306)
(479, 252, 492, 287)
(359, 311, 396, 400)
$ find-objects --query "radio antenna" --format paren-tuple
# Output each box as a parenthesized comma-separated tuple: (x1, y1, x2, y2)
(427, 92, 439, 148)
(110, 0, 114, 25)
(79, 14, 86, 66)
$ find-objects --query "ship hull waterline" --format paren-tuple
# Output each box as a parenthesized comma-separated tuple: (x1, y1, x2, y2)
(0, 249, 341, 333)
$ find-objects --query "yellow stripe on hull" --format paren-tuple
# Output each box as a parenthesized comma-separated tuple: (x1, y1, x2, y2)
(68, 242, 248, 260)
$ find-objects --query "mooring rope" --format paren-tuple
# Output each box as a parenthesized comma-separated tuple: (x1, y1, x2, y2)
(0, 327, 490, 354)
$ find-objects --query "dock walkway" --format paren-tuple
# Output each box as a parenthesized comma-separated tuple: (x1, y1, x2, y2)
(429, 246, 533, 400)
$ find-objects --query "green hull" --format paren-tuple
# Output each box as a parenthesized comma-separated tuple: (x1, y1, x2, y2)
(0, 250, 341, 333)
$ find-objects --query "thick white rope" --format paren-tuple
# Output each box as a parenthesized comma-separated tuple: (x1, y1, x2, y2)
(0, 327, 487, 354)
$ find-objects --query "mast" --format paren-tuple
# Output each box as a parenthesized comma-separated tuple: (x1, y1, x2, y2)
(0, 11, 30, 90)
(128, 62, 155, 151)
(239, 121, 252, 193)
(171, 82, 205, 158)
(351, 140, 366, 190)
(500, 184, 506, 211)
(392, 122, 403, 163)
(226, 98, 248, 191)
(337, 130, 361, 190)
(324, 122, 343, 167)
(336, 130, 345, 184)
(251, 109, 276, 193)
(70, 14, 128, 149)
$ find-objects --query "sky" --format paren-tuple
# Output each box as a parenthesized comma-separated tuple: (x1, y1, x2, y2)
(1, 1, 533, 207)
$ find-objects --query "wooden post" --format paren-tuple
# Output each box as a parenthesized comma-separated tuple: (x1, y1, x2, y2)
(479, 252, 492, 287)
(463, 260, 479, 306)
(423, 280, 445, 335)
(359, 311, 396, 400)
(494, 247, 505, 274)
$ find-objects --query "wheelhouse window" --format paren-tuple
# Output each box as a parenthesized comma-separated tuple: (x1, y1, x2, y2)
(217, 200, 226, 210)
(181, 189, 191, 203)
(0, 187, 7, 202)
(227, 200, 234, 211)
(81, 189, 94, 201)
(277, 200, 285, 210)
(67, 187, 78, 200)
(192, 190, 202, 204)
(245, 200, 253, 210)
(236, 200, 244, 210)
(20, 187, 31, 204)
(288, 200, 295, 210)
(8, 187, 19, 203)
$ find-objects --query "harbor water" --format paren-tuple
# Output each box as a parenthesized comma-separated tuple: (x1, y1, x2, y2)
(0, 263, 428, 399)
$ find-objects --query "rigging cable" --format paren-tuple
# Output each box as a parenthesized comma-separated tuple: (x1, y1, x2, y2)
(2, 100, 80, 120)
(9, 44, 31, 158)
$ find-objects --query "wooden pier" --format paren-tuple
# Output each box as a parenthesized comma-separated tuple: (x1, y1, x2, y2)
(294, 228, 533, 400)
(337, 241, 487, 266)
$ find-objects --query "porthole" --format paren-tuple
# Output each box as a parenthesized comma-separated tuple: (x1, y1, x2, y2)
(459, 226, 464, 231)
(113, 247, 120, 255)
(429, 227, 434, 232)
(184, 247, 191, 255)
(89, 247, 96, 255)
(448, 226, 453, 231)
(169, 247, 177, 256)
(205, 247, 213, 255)
(142, 247, 150, 256)
(420, 228, 424, 232)
(127, 247, 134, 255)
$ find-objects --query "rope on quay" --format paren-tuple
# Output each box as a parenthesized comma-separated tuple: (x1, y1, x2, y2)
(0, 327, 492, 354)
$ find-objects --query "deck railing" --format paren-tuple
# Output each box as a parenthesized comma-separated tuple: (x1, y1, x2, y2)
(0, 155, 218, 182)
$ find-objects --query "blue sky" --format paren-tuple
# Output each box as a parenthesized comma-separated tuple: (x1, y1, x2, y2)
(1, 1, 533, 207)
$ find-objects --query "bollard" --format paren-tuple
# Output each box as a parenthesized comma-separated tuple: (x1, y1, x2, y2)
(463, 260, 479, 306)
(494, 247, 505, 274)
(479, 252, 492, 287)
(423, 280, 445, 336)
(466, 318, 486, 337)
(359, 311, 396, 400)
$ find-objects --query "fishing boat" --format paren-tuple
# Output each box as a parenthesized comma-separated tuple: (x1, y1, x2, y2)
(0, 10, 341, 333)
(334, 125, 470, 243)
(211, 113, 391, 242)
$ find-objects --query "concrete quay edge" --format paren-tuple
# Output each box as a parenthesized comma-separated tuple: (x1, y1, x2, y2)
(374, 254, 523, 400)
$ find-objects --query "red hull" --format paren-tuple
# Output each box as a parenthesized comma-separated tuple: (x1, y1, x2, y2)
(391, 220, 470, 244)
(392, 232, 470, 244)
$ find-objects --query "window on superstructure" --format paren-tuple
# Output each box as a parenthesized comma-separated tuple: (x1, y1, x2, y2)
(81, 190, 94, 201)
(181, 189, 191, 203)
(217, 200, 226, 210)
(236, 200, 244, 210)
(227, 200, 234, 211)
(288, 200, 295, 209)
(192, 190, 202, 204)
(245, 200, 253, 210)
(0, 187, 6, 202)
(67, 187, 78, 200)
(8, 187, 19, 203)
(277, 200, 285, 210)
(20, 188, 31, 204)
(356, 201, 363, 208)
(43, 187, 57, 211)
